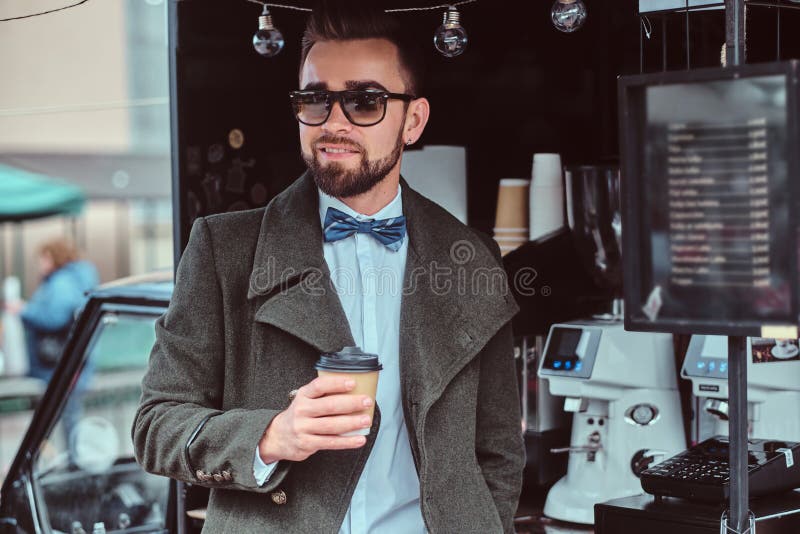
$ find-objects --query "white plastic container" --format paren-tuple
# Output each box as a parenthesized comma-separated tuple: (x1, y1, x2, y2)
(2, 276, 29, 376)
(529, 153, 565, 241)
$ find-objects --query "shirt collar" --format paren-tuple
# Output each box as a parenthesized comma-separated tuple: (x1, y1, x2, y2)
(318, 184, 404, 226)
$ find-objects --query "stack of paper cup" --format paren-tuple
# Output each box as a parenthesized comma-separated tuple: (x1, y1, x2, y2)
(529, 153, 565, 241)
(494, 178, 530, 256)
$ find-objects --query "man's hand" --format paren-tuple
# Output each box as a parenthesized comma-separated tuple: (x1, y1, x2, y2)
(258, 375, 373, 463)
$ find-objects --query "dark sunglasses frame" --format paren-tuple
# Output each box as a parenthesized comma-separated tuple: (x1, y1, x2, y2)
(289, 89, 416, 127)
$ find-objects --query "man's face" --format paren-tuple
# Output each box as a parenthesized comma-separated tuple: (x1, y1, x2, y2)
(298, 38, 409, 198)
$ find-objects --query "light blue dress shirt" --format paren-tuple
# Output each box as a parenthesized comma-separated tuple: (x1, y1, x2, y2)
(254, 185, 426, 533)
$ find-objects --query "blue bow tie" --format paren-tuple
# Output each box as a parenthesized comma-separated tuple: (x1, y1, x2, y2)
(323, 206, 406, 251)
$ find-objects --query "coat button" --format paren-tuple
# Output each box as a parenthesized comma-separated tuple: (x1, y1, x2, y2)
(271, 489, 287, 505)
(213, 473, 224, 483)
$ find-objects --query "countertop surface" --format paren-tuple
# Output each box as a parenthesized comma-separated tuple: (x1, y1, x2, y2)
(514, 485, 594, 534)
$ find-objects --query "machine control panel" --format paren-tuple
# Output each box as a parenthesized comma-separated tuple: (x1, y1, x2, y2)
(683, 335, 800, 383)
(539, 325, 602, 379)
(682, 335, 729, 379)
(641, 436, 800, 502)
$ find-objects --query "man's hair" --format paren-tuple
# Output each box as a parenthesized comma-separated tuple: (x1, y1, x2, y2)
(300, 0, 425, 96)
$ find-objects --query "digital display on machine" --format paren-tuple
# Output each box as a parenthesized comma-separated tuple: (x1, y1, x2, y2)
(541, 326, 600, 377)
(620, 63, 800, 335)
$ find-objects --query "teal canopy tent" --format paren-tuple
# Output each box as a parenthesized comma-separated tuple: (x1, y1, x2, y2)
(0, 163, 86, 222)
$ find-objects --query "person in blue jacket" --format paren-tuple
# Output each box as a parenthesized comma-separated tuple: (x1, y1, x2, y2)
(20, 238, 98, 382)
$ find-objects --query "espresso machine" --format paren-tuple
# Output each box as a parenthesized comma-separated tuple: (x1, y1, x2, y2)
(538, 321, 685, 524)
(682, 335, 800, 442)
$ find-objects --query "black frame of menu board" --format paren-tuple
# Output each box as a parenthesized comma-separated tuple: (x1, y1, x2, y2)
(619, 60, 800, 336)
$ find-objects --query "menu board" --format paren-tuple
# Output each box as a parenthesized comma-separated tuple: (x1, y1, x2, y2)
(664, 115, 774, 292)
(620, 64, 800, 335)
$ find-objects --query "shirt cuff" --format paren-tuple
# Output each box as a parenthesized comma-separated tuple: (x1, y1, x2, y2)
(253, 446, 280, 486)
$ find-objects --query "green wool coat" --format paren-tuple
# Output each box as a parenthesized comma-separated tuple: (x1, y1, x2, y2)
(133, 172, 524, 533)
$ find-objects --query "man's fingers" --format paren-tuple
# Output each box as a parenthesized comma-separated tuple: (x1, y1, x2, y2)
(299, 375, 356, 399)
(300, 393, 372, 417)
(305, 434, 367, 452)
(298, 414, 371, 436)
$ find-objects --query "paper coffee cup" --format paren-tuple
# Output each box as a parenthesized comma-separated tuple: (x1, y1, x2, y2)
(315, 346, 382, 436)
(495, 179, 530, 231)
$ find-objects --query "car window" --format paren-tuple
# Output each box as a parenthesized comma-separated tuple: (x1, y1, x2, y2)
(32, 309, 167, 534)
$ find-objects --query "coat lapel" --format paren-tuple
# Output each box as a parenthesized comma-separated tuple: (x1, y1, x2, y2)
(247, 172, 519, 407)
(247, 172, 355, 353)
(398, 181, 519, 411)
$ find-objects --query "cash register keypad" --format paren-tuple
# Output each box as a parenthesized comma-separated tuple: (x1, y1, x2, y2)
(641, 437, 800, 502)
(645, 453, 756, 483)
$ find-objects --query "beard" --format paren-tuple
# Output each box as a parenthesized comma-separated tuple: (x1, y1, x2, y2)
(303, 129, 405, 198)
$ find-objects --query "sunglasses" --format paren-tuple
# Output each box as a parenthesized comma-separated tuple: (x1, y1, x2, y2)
(290, 89, 415, 127)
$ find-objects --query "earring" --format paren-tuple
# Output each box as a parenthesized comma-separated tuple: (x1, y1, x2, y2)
(406, 138, 414, 146)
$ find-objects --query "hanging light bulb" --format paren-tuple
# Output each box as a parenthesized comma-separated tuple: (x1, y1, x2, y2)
(253, 4, 284, 58)
(551, 0, 587, 33)
(433, 5, 468, 58)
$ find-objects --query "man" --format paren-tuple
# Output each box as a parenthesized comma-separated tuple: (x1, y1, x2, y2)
(133, 2, 523, 533)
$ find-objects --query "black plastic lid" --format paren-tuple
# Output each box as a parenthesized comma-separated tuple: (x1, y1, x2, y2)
(315, 346, 382, 372)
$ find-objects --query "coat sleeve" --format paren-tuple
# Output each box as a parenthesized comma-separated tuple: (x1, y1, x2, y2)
(473, 231, 525, 533)
(132, 217, 290, 493)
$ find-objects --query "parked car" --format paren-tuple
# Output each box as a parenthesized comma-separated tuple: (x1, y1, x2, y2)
(0, 274, 197, 534)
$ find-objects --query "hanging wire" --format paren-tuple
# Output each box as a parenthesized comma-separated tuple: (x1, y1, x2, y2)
(639, 16, 653, 74)
(386, 0, 477, 12)
(245, 0, 478, 12)
(641, 16, 653, 39)
(639, 15, 653, 72)
(1, 0, 480, 22)
(245, 0, 312, 12)
(0, 0, 90, 22)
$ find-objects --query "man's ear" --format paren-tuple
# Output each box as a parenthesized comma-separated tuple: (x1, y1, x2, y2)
(403, 97, 430, 145)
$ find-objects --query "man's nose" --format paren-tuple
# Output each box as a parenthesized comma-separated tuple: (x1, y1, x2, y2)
(322, 101, 352, 133)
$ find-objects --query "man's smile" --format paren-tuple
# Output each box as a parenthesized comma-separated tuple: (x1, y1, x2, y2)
(317, 143, 362, 161)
